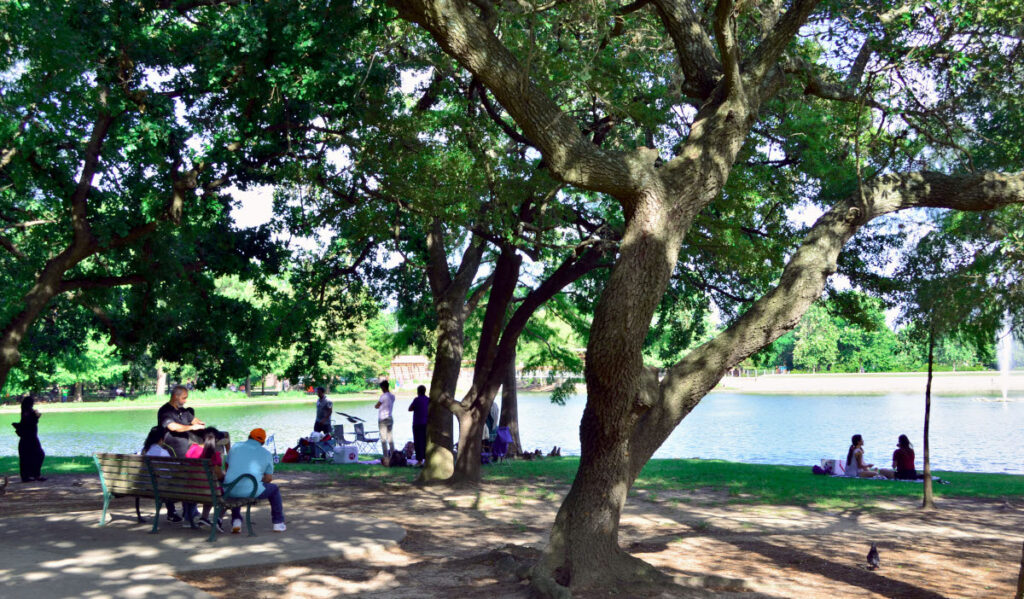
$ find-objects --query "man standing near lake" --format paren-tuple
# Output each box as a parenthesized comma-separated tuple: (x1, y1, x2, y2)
(158, 385, 206, 458)
(408, 385, 429, 466)
(375, 380, 396, 465)
(313, 386, 332, 435)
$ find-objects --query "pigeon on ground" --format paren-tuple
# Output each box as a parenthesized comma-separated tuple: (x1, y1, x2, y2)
(866, 542, 880, 570)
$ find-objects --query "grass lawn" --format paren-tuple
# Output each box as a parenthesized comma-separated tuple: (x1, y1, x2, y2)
(0, 389, 375, 412)
(6, 456, 1022, 508)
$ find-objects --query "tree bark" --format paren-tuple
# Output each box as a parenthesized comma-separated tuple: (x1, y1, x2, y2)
(73, 382, 83, 402)
(499, 353, 522, 455)
(420, 315, 463, 481)
(922, 327, 935, 509)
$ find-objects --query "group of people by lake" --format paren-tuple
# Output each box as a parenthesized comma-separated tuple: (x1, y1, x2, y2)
(845, 433, 921, 480)
(315, 380, 431, 467)
(143, 385, 286, 534)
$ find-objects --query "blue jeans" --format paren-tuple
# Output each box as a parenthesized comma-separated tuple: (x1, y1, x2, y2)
(258, 482, 285, 524)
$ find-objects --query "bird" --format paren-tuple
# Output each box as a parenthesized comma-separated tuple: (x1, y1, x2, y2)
(866, 543, 880, 570)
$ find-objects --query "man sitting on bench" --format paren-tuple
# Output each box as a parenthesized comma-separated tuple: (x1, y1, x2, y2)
(224, 428, 286, 533)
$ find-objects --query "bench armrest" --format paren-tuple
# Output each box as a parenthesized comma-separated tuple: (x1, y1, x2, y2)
(222, 473, 259, 498)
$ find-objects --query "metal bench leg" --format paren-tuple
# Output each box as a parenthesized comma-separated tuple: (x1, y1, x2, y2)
(150, 498, 163, 534)
(100, 493, 111, 526)
(208, 504, 222, 543)
(135, 497, 147, 523)
(245, 504, 256, 537)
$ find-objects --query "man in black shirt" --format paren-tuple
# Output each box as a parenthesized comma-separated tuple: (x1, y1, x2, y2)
(157, 385, 206, 458)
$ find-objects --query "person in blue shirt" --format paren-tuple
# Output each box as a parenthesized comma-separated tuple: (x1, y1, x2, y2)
(224, 428, 286, 533)
(408, 385, 430, 466)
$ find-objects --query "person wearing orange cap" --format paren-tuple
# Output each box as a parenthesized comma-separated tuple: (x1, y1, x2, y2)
(223, 428, 286, 533)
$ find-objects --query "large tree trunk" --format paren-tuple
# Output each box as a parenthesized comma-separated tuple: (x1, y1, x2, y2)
(419, 314, 462, 482)
(417, 227, 487, 483)
(922, 328, 936, 509)
(499, 354, 522, 455)
(452, 406, 486, 483)
(72, 382, 84, 402)
(534, 396, 670, 591)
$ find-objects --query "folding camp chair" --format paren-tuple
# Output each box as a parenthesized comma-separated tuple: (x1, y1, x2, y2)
(263, 434, 279, 463)
(333, 424, 357, 445)
(491, 426, 515, 466)
(353, 422, 380, 455)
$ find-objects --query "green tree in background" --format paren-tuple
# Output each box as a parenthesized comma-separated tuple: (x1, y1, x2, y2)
(793, 304, 840, 373)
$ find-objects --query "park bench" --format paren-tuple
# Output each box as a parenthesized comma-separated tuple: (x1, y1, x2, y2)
(94, 453, 261, 542)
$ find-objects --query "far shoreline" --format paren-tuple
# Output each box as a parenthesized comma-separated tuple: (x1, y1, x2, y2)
(2, 370, 1022, 414)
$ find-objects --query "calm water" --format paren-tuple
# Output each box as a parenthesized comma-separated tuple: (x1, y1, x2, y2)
(2, 393, 1021, 474)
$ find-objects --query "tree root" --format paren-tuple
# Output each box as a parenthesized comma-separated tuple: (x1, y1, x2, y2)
(525, 548, 748, 598)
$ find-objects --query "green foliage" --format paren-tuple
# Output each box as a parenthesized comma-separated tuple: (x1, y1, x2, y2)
(793, 305, 841, 372)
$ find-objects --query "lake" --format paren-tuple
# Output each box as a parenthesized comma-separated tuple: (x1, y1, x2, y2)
(2, 392, 1021, 474)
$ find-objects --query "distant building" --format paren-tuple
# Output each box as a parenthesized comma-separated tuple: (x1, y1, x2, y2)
(390, 355, 431, 383)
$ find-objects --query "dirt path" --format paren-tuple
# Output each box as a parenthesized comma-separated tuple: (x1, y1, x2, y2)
(2, 472, 1021, 598)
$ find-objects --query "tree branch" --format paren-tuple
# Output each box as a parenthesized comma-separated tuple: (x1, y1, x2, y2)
(713, 0, 743, 94)
(70, 93, 116, 247)
(0, 234, 25, 259)
(471, 79, 536, 147)
(651, 0, 722, 99)
(59, 262, 205, 292)
(0, 219, 56, 231)
(745, 0, 824, 88)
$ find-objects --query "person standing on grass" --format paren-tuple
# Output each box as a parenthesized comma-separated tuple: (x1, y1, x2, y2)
(375, 380, 396, 465)
(408, 385, 429, 466)
(13, 397, 45, 482)
(313, 386, 333, 435)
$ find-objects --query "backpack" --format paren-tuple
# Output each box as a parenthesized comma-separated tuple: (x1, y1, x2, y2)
(389, 450, 407, 467)
(281, 447, 300, 463)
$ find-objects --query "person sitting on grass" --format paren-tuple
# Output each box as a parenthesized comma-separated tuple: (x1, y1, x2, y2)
(846, 434, 893, 479)
(224, 428, 285, 533)
(892, 434, 919, 480)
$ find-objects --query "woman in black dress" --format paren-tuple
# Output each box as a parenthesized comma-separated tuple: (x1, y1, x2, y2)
(13, 397, 46, 482)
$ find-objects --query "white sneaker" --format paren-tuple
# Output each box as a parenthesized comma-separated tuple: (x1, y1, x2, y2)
(272, 522, 286, 532)
(231, 518, 242, 534)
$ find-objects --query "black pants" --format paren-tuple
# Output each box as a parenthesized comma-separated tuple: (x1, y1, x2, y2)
(413, 424, 427, 461)
(313, 421, 331, 435)
(18, 436, 44, 482)
(895, 469, 918, 480)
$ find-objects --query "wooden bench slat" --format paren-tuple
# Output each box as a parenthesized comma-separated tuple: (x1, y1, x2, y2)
(97, 466, 149, 476)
